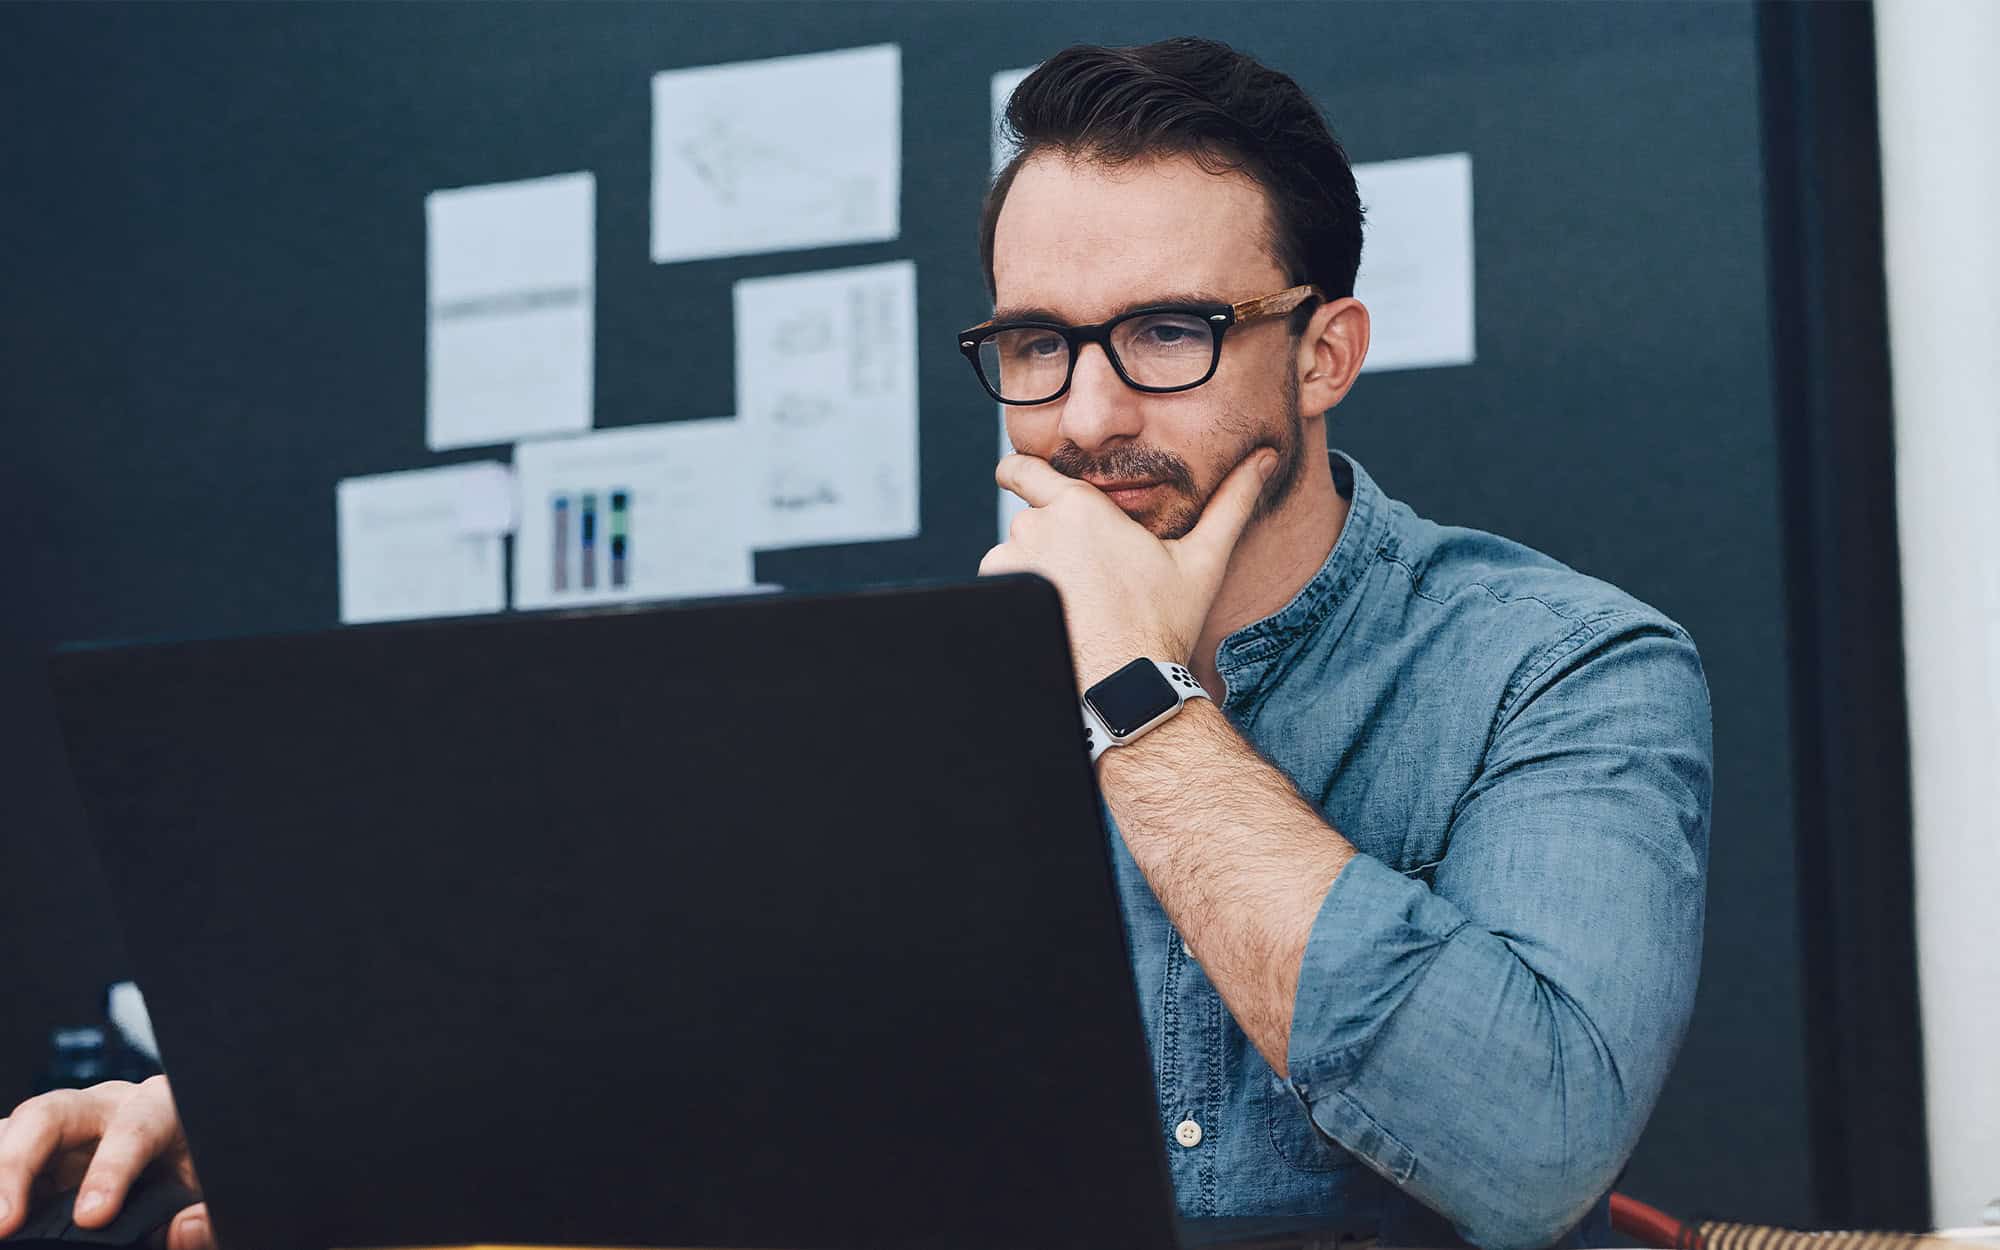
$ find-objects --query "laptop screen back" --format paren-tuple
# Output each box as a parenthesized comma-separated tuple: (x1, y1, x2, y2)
(48, 578, 1178, 1250)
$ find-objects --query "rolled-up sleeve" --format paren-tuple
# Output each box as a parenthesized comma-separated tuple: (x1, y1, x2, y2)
(1284, 616, 1712, 1250)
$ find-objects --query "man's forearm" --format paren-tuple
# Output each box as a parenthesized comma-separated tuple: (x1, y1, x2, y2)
(1094, 699, 1356, 1073)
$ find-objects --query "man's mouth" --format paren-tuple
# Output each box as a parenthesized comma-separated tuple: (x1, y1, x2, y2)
(1087, 478, 1164, 502)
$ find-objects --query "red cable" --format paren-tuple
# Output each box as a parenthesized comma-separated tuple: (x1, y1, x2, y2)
(1611, 1192, 1699, 1249)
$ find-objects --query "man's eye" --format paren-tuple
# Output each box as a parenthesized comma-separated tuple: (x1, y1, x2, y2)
(1012, 335, 1065, 358)
(1124, 315, 1211, 351)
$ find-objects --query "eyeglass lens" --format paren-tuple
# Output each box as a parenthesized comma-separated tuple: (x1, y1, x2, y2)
(977, 311, 1218, 402)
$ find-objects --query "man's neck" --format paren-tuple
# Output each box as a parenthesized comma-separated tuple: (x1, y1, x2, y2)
(1189, 443, 1348, 699)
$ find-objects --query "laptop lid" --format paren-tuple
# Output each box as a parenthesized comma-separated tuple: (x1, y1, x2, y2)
(47, 576, 1180, 1250)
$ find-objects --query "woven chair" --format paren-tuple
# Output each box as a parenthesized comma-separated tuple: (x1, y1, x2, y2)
(1610, 1192, 1990, 1250)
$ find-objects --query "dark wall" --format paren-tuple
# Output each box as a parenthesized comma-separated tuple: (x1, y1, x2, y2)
(3, 0, 1822, 1228)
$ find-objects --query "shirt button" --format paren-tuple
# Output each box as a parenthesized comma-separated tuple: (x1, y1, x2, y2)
(1181, 938, 1194, 958)
(1175, 1118, 1204, 1148)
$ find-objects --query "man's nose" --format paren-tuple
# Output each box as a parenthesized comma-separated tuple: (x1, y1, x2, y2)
(1055, 342, 1145, 453)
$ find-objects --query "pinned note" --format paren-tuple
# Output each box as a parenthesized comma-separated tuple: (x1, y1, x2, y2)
(1353, 153, 1476, 372)
(512, 419, 757, 610)
(652, 45, 900, 263)
(336, 463, 512, 624)
(733, 261, 920, 550)
(426, 172, 596, 450)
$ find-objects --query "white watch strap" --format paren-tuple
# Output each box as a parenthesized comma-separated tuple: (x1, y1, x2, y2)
(1081, 701, 1115, 763)
(1081, 659, 1210, 763)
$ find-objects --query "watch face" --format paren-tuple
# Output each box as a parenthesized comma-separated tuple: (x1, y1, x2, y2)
(1086, 658, 1180, 738)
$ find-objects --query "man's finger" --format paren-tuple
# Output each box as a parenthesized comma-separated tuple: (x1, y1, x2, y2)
(0, 1092, 88, 1234)
(163, 1201, 214, 1250)
(71, 1090, 176, 1228)
(995, 454, 1087, 508)
(1176, 449, 1277, 572)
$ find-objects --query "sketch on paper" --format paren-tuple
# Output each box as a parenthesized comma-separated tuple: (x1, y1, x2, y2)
(652, 45, 901, 263)
(733, 260, 919, 549)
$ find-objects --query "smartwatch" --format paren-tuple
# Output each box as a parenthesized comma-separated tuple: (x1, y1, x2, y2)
(1080, 657, 1210, 762)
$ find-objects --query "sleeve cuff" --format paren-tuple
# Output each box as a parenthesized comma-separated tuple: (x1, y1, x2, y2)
(1285, 852, 1471, 1093)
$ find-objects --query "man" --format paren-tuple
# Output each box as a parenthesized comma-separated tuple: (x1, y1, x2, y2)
(0, 36, 1709, 1250)
(969, 36, 1707, 1248)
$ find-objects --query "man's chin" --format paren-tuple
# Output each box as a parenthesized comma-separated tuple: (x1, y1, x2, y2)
(1146, 498, 1204, 541)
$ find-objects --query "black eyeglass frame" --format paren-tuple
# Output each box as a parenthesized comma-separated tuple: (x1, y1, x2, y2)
(957, 283, 1325, 406)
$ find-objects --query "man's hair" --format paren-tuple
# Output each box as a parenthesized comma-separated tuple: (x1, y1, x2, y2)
(979, 37, 1365, 326)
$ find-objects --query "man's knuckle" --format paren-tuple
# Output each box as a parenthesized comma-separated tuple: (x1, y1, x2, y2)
(42, 1090, 82, 1120)
(3, 1102, 43, 1136)
(0, 1110, 48, 1167)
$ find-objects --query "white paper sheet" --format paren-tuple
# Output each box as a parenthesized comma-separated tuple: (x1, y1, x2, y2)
(512, 419, 757, 610)
(733, 261, 919, 549)
(992, 66, 1037, 542)
(1353, 153, 1476, 372)
(336, 462, 512, 624)
(426, 172, 595, 451)
(991, 65, 1035, 175)
(651, 45, 900, 263)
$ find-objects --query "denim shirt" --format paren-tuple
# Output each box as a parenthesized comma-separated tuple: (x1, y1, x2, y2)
(1105, 451, 1712, 1250)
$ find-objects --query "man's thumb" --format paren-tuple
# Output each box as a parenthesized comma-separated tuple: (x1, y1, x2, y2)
(163, 1202, 214, 1250)
(1182, 449, 1276, 566)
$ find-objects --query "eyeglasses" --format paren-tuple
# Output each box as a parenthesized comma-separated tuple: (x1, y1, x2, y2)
(957, 284, 1323, 405)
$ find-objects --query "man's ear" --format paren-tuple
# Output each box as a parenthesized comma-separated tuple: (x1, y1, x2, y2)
(1296, 297, 1371, 418)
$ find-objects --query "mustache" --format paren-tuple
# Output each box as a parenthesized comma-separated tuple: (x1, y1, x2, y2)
(1047, 443, 1197, 493)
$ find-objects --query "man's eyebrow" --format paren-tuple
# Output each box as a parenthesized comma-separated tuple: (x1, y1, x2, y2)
(989, 291, 1233, 324)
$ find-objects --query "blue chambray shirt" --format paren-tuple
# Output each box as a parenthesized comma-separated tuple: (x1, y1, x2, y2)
(1104, 451, 1711, 1250)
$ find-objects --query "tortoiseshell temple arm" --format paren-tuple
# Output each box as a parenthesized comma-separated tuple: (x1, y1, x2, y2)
(1230, 283, 1325, 324)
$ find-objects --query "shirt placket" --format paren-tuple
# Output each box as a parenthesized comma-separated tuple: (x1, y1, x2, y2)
(1159, 927, 1225, 1215)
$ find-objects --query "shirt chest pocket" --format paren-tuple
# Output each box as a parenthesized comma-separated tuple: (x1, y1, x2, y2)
(1262, 1075, 1358, 1174)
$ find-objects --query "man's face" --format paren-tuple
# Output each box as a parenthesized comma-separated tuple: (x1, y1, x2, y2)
(990, 151, 1311, 539)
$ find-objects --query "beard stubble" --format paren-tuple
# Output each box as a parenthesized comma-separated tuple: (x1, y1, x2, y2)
(1047, 364, 1309, 540)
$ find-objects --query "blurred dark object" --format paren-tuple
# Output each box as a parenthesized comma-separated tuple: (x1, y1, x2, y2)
(1758, 0, 1929, 1229)
(35, 1027, 112, 1094)
(1, 565, 134, 1108)
(31, 983, 163, 1094)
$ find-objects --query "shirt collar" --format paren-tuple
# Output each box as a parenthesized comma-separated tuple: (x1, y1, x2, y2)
(1213, 449, 1390, 681)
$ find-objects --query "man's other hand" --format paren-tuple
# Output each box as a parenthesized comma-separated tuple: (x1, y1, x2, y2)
(0, 1076, 211, 1249)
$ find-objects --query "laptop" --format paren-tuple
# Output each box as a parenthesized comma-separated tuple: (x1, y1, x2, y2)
(48, 576, 1356, 1250)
